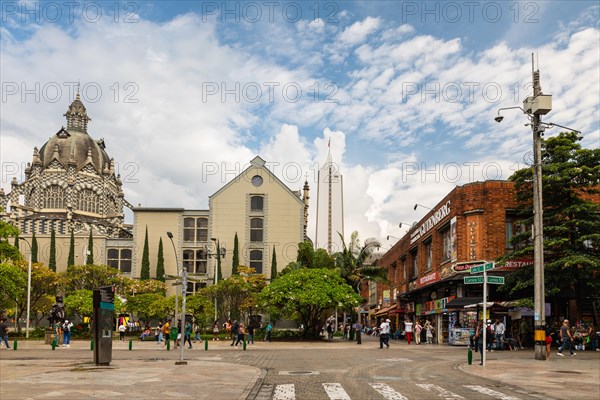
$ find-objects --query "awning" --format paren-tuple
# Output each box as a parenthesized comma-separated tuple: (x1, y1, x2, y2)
(373, 305, 396, 317)
(464, 302, 495, 309)
(445, 297, 483, 309)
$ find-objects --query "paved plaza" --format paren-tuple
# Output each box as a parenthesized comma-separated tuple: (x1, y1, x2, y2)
(1, 335, 599, 400)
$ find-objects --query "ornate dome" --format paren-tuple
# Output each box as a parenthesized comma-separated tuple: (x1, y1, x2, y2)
(37, 94, 111, 174)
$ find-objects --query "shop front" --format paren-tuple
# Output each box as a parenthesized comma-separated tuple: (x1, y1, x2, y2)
(414, 295, 455, 344)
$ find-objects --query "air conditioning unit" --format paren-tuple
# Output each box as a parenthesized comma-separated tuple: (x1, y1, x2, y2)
(524, 95, 552, 115)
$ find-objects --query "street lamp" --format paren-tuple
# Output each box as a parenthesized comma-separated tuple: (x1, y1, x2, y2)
(18, 237, 32, 339)
(386, 235, 399, 241)
(209, 238, 226, 322)
(413, 203, 432, 211)
(166, 231, 188, 365)
(165, 232, 180, 331)
(495, 54, 579, 361)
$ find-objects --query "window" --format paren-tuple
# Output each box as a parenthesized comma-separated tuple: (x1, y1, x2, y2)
(442, 228, 452, 261)
(410, 250, 418, 279)
(250, 249, 263, 273)
(183, 249, 207, 274)
(401, 258, 407, 282)
(44, 185, 64, 209)
(250, 218, 263, 242)
(505, 215, 526, 249)
(78, 189, 98, 213)
(424, 240, 432, 271)
(391, 261, 397, 283)
(250, 196, 264, 212)
(107, 248, 132, 273)
(183, 217, 208, 242)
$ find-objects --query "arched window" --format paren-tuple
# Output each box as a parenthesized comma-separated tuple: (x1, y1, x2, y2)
(44, 185, 64, 209)
(250, 249, 263, 273)
(250, 196, 264, 212)
(78, 189, 98, 213)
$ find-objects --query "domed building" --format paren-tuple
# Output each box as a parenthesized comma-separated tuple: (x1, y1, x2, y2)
(0, 94, 134, 272)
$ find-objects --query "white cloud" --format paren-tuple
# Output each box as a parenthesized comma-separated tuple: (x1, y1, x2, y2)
(338, 16, 381, 46)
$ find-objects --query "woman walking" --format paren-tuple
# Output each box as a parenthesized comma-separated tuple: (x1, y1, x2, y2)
(234, 323, 246, 347)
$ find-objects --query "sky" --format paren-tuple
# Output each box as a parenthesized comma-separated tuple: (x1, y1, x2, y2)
(1, 0, 599, 249)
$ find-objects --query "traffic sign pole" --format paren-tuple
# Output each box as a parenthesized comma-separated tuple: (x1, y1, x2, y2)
(483, 267, 487, 367)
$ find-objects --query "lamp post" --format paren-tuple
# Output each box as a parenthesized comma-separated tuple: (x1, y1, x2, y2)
(495, 54, 580, 361)
(413, 204, 432, 211)
(19, 237, 32, 339)
(209, 238, 225, 322)
(166, 231, 188, 365)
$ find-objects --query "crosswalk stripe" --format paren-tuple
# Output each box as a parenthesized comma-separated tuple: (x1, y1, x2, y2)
(416, 384, 465, 399)
(273, 384, 295, 400)
(464, 385, 520, 400)
(322, 383, 351, 400)
(369, 383, 408, 400)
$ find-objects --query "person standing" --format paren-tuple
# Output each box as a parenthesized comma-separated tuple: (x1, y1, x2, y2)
(184, 320, 193, 349)
(119, 323, 126, 341)
(247, 323, 255, 344)
(230, 320, 239, 346)
(326, 322, 333, 340)
(545, 326, 554, 360)
(425, 321, 434, 344)
(354, 320, 363, 345)
(212, 321, 220, 340)
(0, 317, 10, 350)
(518, 319, 529, 349)
(193, 323, 202, 343)
(414, 320, 422, 345)
(379, 319, 390, 349)
(224, 320, 232, 340)
(265, 322, 272, 342)
(495, 319, 505, 350)
(474, 321, 484, 365)
(62, 320, 73, 347)
(156, 321, 163, 343)
(163, 319, 171, 346)
(404, 318, 413, 345)
(557, 319, 576, 356)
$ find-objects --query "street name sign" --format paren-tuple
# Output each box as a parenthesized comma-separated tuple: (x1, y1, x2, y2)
(486, 276, 505, 285)
(464, 276, 505, 285)
(470, 262, 495, 274)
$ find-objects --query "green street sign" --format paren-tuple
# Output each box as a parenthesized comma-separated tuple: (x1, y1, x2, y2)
(464, 276, 484, 284)
(470, 262, 495, 274)
(486, 276, 505, 285)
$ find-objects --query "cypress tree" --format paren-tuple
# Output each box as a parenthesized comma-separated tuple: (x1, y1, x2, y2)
(216, 239, 222, 281)
(140, 226, 150, 280)
(156, 237, 165, 282)
(67, 229, 75, 267)
(86, 230, 94, 265)
(271, 246, 277, 280)
(49, 228, 57, 271)
(31, 231, 38, 263)
(231, 232, 239, 275)
(14, 235, 19, 250)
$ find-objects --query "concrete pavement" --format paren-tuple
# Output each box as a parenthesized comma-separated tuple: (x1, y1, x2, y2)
(1, 337, 599, 399)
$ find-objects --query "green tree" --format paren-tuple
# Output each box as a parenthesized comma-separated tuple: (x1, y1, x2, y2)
(232, 233, 239, 275)
(60, 264, 120, 292)
(65, 289, 123, 321)
(185, 290, 214, 330)
(502, 131, 600, 313)
(0, 263, 27, 311)
(67, 229, 75, 267)
(13, 235, 19, 249)
(127, 293, 165, 325)
(281, 241, 335, 275)
(49, 228, 57, 271)
(0, 241, 22, 262)
(0, 212, 19, 239)
(270, 246, 277, 280)
(86, 230, 94, 265)
(156, 237, 165, 282)
(31, 231, 38, 263)
(334, 231, 388, 291)
(141, 226, 150, 280)
(259, 268, 361, 337)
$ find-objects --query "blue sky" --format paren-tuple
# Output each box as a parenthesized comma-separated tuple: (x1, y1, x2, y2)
(1, 1, 599, 245)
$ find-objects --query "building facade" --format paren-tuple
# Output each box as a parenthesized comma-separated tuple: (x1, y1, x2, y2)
(373, 180, 523, 343)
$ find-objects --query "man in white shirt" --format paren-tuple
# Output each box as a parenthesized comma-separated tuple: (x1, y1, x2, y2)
(404, 318, 414, 345)
(494, 319, 506, 350)
(379, 319, 390, 349)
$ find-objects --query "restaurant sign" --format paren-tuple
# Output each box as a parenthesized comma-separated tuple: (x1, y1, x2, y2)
(418, 271, 440, 287)
(451, 260, 486, 273)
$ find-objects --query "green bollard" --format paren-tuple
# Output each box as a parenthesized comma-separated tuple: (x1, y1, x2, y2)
(243, 339, 246, 351)
(13, 339, 17, 351)
(467, 347, 473, 365)
(91, 339, 94, 351)
(167, 339, 170, 351)
(51, 339, 56, 350)
(204, 340, 208, 351)
(129, 339, 132, 351)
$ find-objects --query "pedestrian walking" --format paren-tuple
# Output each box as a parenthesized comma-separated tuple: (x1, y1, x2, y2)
(354, 320, 363, 345)
(247, 323, 255, 344)
(156, 321, 163, 343)
(62, 320, 73, 347)
(184, 320, 193, 349)
(119, 323, 126, 341)
(404, 318, 413, 345)
(379, 319, 390, 349)
(557, 319, 576, 356)
(0, 317, 10, 350)
(415, 320, 422, 345)
(495, 319, 506, 350)
(230, 320, 240, 346)
(212, 321, 220, 340)
(265, 322, 272, 342)
(163, 319, 171, 346)
(224, 320, 232, 340)
(193, 323, 203, 343)
(234, 323, 246, 347)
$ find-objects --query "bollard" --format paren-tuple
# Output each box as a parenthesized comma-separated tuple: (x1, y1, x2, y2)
(91, 339, 94, 351)
(13, 339, 17, 351)
(129, 339, 132, 351)
(167, 339, 170, 351)
(204, 340, 208, 351)
(243, 339, 246, 351)
(467, 347, 473, 365)
(51, 339, 56, 350)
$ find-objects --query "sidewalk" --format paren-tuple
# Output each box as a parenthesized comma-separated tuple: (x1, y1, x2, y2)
(458, 349, 600, 400)
(0, 340, 261, 400)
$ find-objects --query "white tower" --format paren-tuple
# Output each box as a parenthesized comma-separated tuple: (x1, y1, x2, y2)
(315, 141, 344, 253)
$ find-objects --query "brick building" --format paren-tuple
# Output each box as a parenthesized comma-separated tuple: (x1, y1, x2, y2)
(374, 180, 523, 344)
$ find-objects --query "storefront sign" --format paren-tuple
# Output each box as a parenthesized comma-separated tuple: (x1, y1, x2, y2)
(410, 201, 451, 244)
(452, 260, 485, 273)
(418, 296, 455, 315)
(418, 271, 440, 287)
(504, 259, 533, 268)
